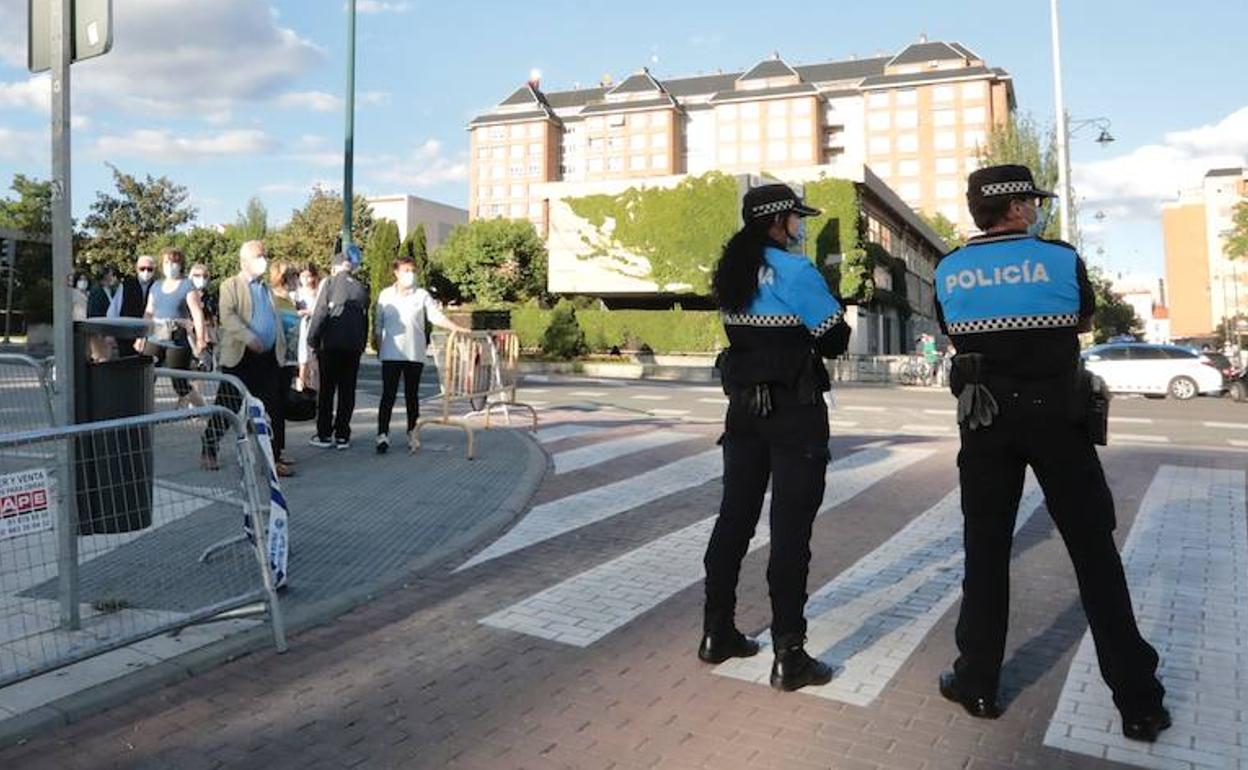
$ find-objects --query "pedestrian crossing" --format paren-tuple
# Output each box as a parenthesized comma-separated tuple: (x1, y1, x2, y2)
(472, 417, 1247, 769)
(714, 476, 1044, 705)
(481, 446, 932, 646)
(1044, 465, 1248, 769)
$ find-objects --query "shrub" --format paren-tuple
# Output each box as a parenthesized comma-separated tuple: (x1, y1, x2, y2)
(540, 300, 587, 360)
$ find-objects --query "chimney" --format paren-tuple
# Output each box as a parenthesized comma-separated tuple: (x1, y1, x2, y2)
(919, 33, 928, 43)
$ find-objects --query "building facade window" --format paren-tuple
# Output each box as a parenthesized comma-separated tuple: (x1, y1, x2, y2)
(936, 180, 959, 199)
(869, 136, 891, 154)
(607, 157, 623, 171)
(899, 159, 919, 176)
(900, 182, 920, 200)
(651, 153, 668, 168)
(510, 124, 525, 139)
(964, 106, 985, 124)
(794, 99, 811, 116)
(935, 131, 956, 150)
(768, 140, 788, 161)
(897, 134, 919, 152)
(895, 89, 917, 106)
(528, 122, 543, 137)
(934, 109, 956, 127)
(868, 92, 890, 107)
(964, 130, 986, 148)
(962, 81, 985, 100)
(869, 112, 891, 130)
(936, 157, 958, 174)
(741, 144, 760, 163)
(630, 155, 646, 170)
(896, 110, 918, 129)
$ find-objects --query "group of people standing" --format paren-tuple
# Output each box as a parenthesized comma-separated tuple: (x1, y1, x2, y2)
(77, 237, 460, 476)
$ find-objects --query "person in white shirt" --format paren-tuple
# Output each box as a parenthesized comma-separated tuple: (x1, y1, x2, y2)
(373, 256, 464, 453)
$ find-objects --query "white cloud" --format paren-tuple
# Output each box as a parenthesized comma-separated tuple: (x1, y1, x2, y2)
(289, 152, 344, 168)
(277, 89, 389, 112)
(297, 134, 327, 149)
(0, 127, 46, 163)
(356, 1, 410, 13)
(93, 129, 279, 162)
(0, 77, 50, 113)
(0, 0, 324, 118)
(368, 138, 468, 189)
(1074, 106, 1248, 230)
(278, 91, 341, 112)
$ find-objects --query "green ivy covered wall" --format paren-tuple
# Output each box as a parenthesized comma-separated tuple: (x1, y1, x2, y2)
(565, 171, 740, 294)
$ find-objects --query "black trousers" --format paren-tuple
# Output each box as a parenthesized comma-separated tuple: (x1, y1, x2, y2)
(378, 360, 424, 436)
(317, 348, 362, 441)
(275, 365, 294, 455)
(953, 383, 1164, 717)
(703, 397, 829, 647)
(152, 341, 193, 397)
(202, 348, 280, 459)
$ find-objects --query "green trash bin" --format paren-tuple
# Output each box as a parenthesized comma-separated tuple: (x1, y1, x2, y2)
(73, 319, 155, 535)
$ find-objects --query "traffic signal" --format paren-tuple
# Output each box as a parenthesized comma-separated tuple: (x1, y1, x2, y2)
(0, 238, 14, 267)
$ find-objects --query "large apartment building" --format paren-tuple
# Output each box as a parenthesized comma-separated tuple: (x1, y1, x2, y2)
(467, 37, 1014, 236)
(1162, 168, 1248, 339)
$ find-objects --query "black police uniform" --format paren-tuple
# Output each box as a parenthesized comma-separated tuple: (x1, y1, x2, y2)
(934, 167, 1165, 728)
(703, 193, 851, 659)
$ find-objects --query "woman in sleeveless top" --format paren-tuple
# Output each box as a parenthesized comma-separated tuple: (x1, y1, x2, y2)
(144, 247, 207, 407)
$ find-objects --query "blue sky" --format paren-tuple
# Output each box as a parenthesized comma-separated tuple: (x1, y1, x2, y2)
(0, 0, 1244, 281)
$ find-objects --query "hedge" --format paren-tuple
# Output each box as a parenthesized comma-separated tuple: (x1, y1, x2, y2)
(511, 306, 726, 354)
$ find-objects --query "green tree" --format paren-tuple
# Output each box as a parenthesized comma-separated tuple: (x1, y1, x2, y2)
(919, 211, 964, 250)
(364, 219, 401, 341)
(432, 218, 547, 305)
(0, 175, 56, 324)
(977, 114, 1072, 244)
(142, 226, 242, 284)
(540, 299, 586, 359)
(81, 164, 197, 271)
(401, 223, 431, 287)
(231, 196, 269, 242)
(1224, 198, 1248, 263)
(1088, 267, 1142, 343)
(266, 186, 373, 271)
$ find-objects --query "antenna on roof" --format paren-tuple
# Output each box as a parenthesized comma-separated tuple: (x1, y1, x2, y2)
(919, 32, 928, 43)
(772, 50, 780, 60)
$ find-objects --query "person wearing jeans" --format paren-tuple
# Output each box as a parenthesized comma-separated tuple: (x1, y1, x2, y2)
(307, 251, 369, 450)
(373, 256, 464, 454)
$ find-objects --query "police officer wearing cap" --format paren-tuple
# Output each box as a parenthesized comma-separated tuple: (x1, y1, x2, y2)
(699, 183, 851, 692)
(933, 165, 1169, 742)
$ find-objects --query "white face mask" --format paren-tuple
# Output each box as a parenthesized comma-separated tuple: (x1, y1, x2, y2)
(137, 267, 155, 283)
(76, 279, 89, 291)
(252, 257, 268, 278)
(164, 263, 182, 279)
(397, 271, 416, 289)
(191, 276, 208, 290)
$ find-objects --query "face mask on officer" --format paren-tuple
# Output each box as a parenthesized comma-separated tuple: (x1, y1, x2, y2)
(1021, 198, 1053, 238)
(786, 214, 805, 253)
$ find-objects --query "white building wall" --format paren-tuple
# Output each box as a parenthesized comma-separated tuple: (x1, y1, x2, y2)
(366, 195, 468, 251)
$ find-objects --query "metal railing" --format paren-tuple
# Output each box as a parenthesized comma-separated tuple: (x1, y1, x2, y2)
(0, 353, 55, 432)
(0, 406, 286, 687)
(415, 330, 538, 459)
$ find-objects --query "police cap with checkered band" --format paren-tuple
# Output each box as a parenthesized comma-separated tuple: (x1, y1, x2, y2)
(741, 183, 822, 223)
(967, 164, 1057, 205)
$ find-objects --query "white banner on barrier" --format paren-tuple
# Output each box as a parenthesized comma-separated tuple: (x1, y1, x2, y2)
(245, 397, 290, 590)
(0, 468, 55, 541)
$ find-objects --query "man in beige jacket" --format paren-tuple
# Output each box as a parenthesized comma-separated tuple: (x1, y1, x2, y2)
(201, 240, 292, 476)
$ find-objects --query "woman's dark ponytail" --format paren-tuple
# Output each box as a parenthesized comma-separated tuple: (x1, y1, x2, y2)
(712, 218, 774, 314)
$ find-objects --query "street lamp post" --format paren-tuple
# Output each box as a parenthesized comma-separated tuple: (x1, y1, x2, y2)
(1050, 0, 1114, 244)
(342, 0, 357, 252)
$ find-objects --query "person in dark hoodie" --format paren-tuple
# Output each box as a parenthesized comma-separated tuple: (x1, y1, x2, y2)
(307, 250, 369, 450)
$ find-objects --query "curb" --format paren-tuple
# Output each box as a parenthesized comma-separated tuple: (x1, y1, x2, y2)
(0, 429, 549, 748)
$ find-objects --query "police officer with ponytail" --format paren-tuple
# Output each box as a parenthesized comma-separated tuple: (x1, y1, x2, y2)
(934, 165, 1169, 742)
(699, 184, 851, 693)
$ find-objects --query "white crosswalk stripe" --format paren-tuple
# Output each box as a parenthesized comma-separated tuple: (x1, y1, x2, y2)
(534, 424, 602, 444)
(714, 474, 1044, 705)
(456, 449, 722, 571)
(552, 430, 698, 475)
(1044, 465, 1248, 769)
(480, 446, 933, 647)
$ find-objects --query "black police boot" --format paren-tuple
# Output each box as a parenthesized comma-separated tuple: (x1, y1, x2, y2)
(1121, 707, 1171, 742)
(769, 640, 834, 692)
(697, 628, 760, 664)
(938, 671, 1002, 719)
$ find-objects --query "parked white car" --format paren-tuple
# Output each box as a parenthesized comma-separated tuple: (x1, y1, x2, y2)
(1081, 344, 1225, 400)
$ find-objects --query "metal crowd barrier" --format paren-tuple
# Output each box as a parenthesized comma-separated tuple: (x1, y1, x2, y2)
(415, 330, 538, 459)
(0, 406, 286, 687)
(0, 353, 56, 432)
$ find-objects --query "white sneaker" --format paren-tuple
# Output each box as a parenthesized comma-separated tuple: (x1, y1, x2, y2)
(334, 436, 350, 451)
(376, 434, 389, 454)
(408, 428, 421, 454)
(308, 435, 333, 448)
